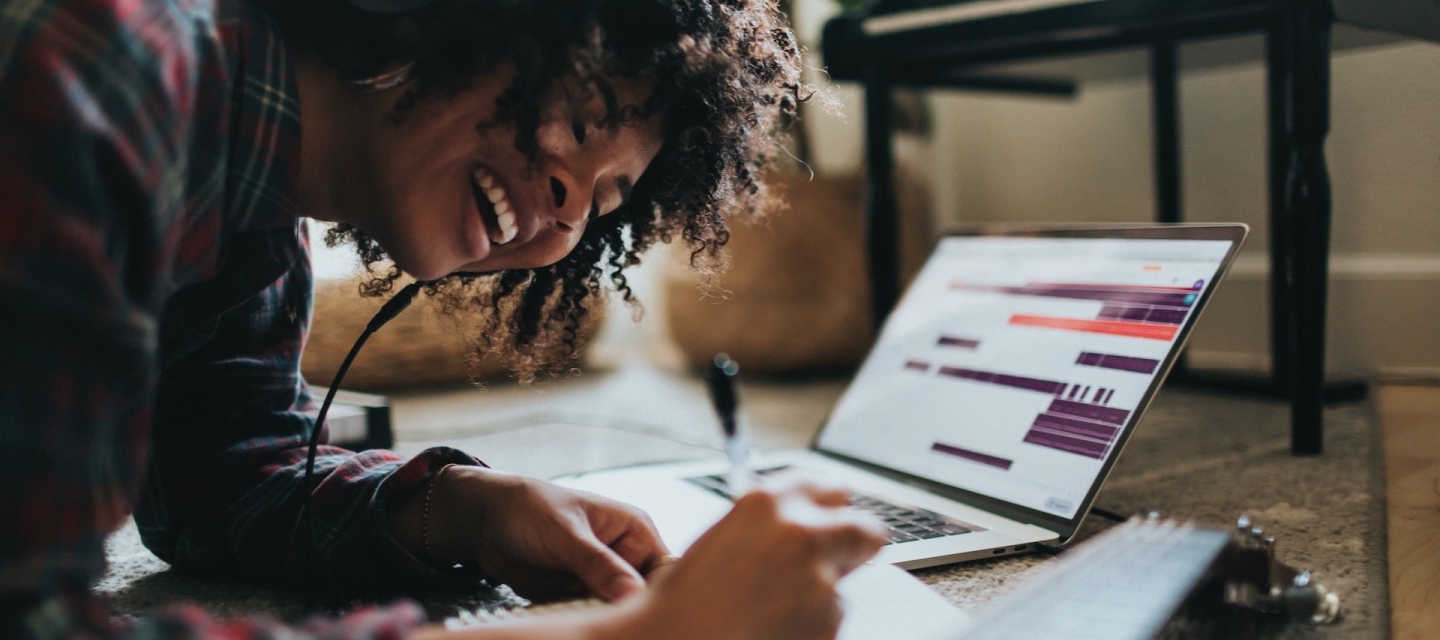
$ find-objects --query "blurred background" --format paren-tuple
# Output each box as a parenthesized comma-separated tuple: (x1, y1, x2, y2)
(310, 0, 1440, 389)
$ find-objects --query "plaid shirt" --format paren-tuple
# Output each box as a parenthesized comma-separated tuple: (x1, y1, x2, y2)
(0, 0, 484, 637)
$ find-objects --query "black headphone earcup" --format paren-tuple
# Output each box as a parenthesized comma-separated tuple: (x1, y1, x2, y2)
(348, 0, 438, 13)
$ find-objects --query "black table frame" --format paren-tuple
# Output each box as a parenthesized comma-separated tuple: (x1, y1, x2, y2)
(830, 0, 1347, 454)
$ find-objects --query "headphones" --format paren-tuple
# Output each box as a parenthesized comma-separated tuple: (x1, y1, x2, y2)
(348, 0, 437, 13)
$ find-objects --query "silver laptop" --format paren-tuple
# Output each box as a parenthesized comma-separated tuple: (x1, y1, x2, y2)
(558, 224, 1248, 569)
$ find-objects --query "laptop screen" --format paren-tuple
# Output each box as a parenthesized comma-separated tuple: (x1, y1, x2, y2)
(815, 231, 1239, 521)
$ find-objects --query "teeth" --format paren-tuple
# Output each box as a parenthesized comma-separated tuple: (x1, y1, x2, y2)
(498, 213, 517, 242)
(472, 167, 520, 245)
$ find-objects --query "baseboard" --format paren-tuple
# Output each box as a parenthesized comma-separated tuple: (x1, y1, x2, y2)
(1183, 349, 1272, 374)
(1375, 367, 1440, 385)
(1227, 252, 1440, 281)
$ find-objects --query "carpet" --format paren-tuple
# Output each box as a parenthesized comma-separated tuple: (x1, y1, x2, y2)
(99, 365, 1387, 637)
(911, 386, 1389, 639)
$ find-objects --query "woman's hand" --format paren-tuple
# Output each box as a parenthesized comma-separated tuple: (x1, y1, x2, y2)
(601, 476, 889, 640)
(392, 465, 672, 602)
(407, 474, 886, 640)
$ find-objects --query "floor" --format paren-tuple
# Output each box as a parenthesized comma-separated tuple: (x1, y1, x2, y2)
(1379, 384, 1440, 640)
(385, 364, 1428, 634)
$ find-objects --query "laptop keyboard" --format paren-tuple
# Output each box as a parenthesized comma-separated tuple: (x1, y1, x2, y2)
(848, 495, 982, 544)
(684, 467, 983, 545)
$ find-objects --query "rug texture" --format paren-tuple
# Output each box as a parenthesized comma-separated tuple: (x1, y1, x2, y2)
(98, 370, 1387, 638)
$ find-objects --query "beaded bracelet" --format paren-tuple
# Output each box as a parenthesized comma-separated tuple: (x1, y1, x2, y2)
(423, 463, 457, 560)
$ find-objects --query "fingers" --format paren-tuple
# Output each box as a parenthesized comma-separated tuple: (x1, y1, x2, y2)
(606, 509, 672, 577)
(561, 529, 647, 602)
(634, 485, 881, 640)
(819, 510, 887, 578)
(762, 490, 886, 579)
(580, 495, 674, 584)
(757, 469, 853, 508)
(724, 491, 884, 582)
(641, 553, 682, 582)
(754, 473, 887, 576)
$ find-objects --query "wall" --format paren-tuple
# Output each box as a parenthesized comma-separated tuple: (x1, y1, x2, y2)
(793, 0, 1440, 379)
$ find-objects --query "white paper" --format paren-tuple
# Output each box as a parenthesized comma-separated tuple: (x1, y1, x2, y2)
(837, 563, 971, 640)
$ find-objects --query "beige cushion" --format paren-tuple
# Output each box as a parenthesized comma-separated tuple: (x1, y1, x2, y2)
(664, 170, 933, 375)
(303, 278, 604, 390)
(304, 278, 479, 390)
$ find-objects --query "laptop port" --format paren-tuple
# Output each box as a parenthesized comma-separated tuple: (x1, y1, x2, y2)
(992, 549, 1005, 555)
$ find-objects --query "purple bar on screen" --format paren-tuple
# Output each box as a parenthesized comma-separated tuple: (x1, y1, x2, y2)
(1023, 431, 1107, 459)
(1104, 389, 1115, 404)
(1099, 304, 1188, 325)
(904, 360, 931, 372)
(1067, 385, 1079, 399)
(932, 442, 1013, 470)
(937, 336, 981, 349)
(937, 367, 1067, 395)
(1075, 352, 1161, 375)
(1032, 413, 1120, 440)
(1048, 398, 1131, 426)
(1146, 308, 1189, 325)
(952, 283, 1196, 307)
(1120, 307, 1152, 321)
(1007, 285, 1193, 307)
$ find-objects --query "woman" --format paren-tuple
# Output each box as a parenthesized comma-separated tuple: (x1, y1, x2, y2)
(0, 0, 885, 638)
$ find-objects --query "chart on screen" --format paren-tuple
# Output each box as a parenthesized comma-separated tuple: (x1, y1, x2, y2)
(818, 236, 1233, 518)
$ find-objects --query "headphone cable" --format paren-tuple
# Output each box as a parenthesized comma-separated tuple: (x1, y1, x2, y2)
(301, 280, 424, 607)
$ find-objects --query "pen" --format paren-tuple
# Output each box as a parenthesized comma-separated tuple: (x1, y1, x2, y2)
(705, 353, 754, 496)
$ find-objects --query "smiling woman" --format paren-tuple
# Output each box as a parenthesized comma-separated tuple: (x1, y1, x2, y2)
(264, 0, 809, 380)
(0, 1, 896, 638)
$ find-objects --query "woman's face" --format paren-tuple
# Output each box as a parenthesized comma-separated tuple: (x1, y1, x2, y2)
(335, 70, 664, 281)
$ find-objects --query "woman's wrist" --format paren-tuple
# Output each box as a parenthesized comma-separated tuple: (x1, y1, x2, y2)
(424, 464, 509, 563)
(391, 464, 494, 566)
(420, 464, 458, 560)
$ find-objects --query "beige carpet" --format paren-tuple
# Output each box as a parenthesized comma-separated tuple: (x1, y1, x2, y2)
(100, 362, 1387, 637)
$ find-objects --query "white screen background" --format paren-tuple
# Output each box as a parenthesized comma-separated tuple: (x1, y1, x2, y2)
(816, 236, 1233, 518)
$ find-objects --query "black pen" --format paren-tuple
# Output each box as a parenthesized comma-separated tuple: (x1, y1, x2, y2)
(705, 353, 754, 496)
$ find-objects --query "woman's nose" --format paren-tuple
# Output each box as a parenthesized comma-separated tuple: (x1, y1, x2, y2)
(547, 169, 592, 230)
(550, 176, 567, 209)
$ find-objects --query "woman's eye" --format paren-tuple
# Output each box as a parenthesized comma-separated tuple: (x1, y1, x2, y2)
(571, 120, 587, 145)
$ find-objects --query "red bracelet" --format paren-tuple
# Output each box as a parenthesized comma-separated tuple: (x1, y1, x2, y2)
(423, 464, 457, 560)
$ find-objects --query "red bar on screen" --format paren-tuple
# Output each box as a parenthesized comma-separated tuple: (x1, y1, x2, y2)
(1008, 314, 1179, 341)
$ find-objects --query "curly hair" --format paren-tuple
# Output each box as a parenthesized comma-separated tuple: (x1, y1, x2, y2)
(260, 0, 808, 381)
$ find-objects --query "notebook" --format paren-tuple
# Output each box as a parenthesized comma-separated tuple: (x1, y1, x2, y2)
(558, 224, 1248, 569)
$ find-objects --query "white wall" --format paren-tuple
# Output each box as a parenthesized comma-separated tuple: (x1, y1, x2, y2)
(792, 0, 1440, 378)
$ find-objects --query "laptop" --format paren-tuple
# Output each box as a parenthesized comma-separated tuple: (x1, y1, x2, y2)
(557, 224, 1248, 569)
